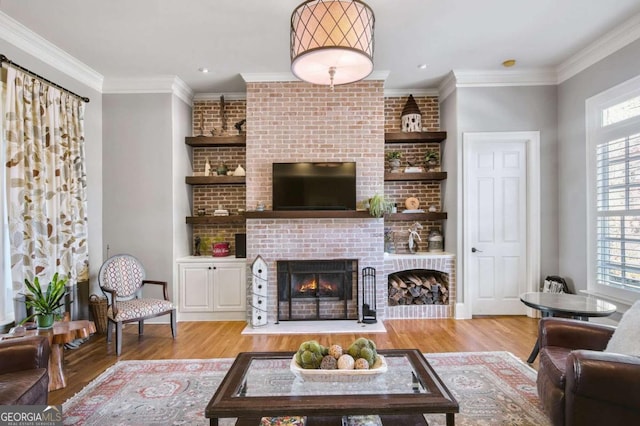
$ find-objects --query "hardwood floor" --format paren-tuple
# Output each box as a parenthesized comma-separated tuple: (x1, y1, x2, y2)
(49, 316, 540, 405)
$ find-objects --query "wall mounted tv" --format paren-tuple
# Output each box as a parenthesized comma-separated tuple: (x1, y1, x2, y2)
(272, 162, 356, 211)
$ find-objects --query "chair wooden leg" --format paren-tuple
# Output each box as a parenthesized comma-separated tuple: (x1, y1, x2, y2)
(107, 320, 113, 343)
(116, 322, 123, 356)
(139, 320, 144, 335)
(170, 309, 177, 338)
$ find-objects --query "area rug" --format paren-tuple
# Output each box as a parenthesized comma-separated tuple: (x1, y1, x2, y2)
(62, 351, 549, 425)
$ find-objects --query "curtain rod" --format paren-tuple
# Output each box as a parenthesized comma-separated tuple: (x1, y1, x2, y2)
(0, 54, 90, 103)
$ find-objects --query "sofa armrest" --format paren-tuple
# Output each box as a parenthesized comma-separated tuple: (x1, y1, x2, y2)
(0, 335, 50, 374)
(567, 349, 640, 409)
(539, 317, 615, 351)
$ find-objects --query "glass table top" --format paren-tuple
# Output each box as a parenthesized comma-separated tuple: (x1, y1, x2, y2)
(235, 353, 431, 398)
(520, 292, 616, 316)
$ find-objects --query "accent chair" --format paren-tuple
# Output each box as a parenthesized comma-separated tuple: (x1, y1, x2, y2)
(98, 254, 176, 356)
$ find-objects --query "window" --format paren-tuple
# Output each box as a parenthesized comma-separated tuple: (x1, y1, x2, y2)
(588, 74, 640, 301)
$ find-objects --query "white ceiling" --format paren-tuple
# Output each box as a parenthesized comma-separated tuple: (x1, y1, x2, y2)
(1, 0, 640, 94)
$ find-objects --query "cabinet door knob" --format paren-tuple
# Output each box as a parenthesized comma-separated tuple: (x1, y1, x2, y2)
(208, 267, 212, 270)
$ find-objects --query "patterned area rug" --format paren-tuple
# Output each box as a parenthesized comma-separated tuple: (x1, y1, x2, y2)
(62, 351, 549, 425)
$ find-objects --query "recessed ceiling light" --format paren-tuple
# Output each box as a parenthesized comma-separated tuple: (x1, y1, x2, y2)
(198, 67, 209, 73)
(502, 59, 516, 68)
(417, 64, 428, 70)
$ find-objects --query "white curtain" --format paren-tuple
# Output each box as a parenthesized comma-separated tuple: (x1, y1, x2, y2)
(3, 66, 89, 301)
(0, 78, 11, 326)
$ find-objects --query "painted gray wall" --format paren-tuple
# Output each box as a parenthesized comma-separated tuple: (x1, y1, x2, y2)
(439, 90, 459, 300)
(0, 40, 104, 293)
(558, 38, 640, 293)
(102, 94, 174, 301)
(171, 94, 192, 265)
(453, 85, 559, 308)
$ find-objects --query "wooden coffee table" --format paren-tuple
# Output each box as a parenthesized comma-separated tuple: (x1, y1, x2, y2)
(205, 349, 459, 426)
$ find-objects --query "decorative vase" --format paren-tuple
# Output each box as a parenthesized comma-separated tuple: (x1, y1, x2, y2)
(37, 313, 54, 329)
(216, 164, 228, 176)
(389, 158, 401, 173)
(234, 164, 246, 176)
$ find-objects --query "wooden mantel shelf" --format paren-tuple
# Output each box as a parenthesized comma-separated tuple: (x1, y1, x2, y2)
(384, 131, 447, 144)
(185, 176, 245, 185)
(185, 135, 246, 147)
(245, 210, 373, 219)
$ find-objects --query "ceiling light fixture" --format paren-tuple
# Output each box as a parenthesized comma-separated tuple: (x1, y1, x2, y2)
(417, 64, 428, 69)
(290, 0, 375, 91)
(198, 67, 209, 73)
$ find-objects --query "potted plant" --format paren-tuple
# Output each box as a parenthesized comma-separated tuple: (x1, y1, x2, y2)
(22, 272, 68, 329)
(386, 151, 402, 173)
(425, 150, 439, 171)
(368, 194, 393, 218)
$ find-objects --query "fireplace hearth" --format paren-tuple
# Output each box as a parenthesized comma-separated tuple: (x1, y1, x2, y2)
(277, 259, 358, 321)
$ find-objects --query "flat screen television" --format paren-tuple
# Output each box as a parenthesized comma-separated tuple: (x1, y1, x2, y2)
(272, 162, 356, 211)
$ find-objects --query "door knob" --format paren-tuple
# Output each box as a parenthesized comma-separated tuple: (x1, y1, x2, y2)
(471, 247, 483, 253)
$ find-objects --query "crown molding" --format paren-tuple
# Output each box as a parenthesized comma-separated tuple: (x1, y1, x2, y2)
(0, 11, 103, 92)
(194, 92, 247, 101)
(171, 77, 195, 105)
(241, 70, 390, 83)
(383, 88, 438, 98)
(453, 69, 558, 87)
(102, 76, 194, 105)
(438, 72, 457, 101)
(557, 12, 640, 83)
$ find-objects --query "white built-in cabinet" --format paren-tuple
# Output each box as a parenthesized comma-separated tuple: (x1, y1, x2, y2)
(177, 256, 246, 321)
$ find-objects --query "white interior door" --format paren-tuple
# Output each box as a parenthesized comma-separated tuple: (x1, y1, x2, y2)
(464, 132, 538, 315)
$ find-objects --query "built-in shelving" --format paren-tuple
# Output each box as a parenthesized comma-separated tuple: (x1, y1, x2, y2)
(245, 210, 372, 219)
(384, 172, 447, 181)
(185, 135, 246, 147)
(186, 216, 246, 224)
(185, 176, 246, 185)
(384, 131, 446, 144)
(385, 212, 448, 221)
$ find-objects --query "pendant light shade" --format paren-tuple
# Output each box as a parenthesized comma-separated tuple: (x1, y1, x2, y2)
(290, 0, 375, 88)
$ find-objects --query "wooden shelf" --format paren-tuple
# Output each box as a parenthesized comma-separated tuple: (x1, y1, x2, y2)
(186, 216, 246, 224)
(384, 131, 447, 144)
(385, 212, 448, 221)
(185, 176, 246, 185)
(185, 135, 246, 147)
(384, 172, 447, 181)
(245, 210, 373, 219)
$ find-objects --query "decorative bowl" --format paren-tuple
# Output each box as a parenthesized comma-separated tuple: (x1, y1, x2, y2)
(289, 355, 387, 382)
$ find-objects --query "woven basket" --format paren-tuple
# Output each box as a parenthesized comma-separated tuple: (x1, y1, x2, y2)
(89, 294, 108, 334)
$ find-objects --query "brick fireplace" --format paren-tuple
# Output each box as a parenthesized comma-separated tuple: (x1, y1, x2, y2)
(276, 259, 358, 321)
(239, 79, 454, 323)
(244, 80, 385, 323)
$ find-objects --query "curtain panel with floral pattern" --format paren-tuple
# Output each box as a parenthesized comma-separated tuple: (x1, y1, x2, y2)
(3, 66, 88, 291)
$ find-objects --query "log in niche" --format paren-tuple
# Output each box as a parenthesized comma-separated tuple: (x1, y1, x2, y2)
(388, 269, 449, 306)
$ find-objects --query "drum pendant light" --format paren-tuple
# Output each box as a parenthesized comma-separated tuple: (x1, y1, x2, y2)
(290, 0, 375, 90)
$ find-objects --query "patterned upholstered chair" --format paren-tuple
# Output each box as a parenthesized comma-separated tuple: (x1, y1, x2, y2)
(98, 254, 176, 356)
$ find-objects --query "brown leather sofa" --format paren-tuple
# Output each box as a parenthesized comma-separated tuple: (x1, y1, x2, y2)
(537, 317, 640, 425)
(0, 335, 50, 405)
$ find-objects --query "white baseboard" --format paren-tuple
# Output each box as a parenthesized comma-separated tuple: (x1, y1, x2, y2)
(455, 302, 471, 319)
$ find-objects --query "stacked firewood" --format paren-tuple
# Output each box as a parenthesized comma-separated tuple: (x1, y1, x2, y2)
(388, 273, 449, 306)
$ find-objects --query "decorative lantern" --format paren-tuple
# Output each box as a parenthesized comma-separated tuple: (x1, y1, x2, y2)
(427, 228, 444, 252)
(401, 94, 422, 132)
(361, 266, 377, 323)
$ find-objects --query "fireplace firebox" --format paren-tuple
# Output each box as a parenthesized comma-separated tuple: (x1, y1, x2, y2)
(277, 259, 358, 321)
